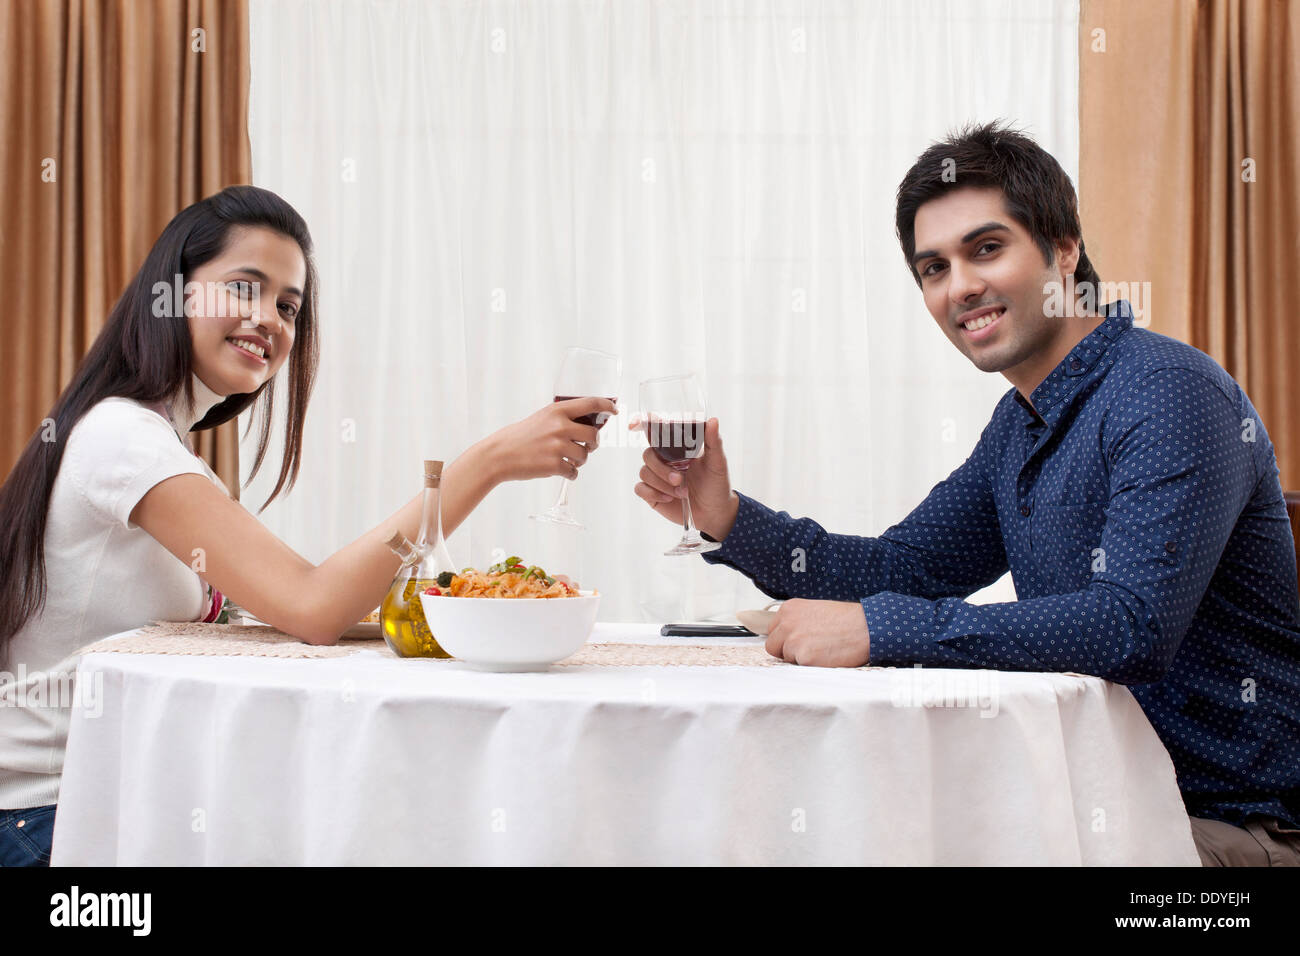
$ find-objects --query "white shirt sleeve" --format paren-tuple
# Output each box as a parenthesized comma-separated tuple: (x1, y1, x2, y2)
(63, 399, 210, 530)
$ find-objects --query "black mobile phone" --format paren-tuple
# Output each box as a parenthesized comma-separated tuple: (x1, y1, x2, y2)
(660, 624, 757, 638)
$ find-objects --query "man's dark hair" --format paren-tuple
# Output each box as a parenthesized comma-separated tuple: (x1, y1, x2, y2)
(895, 121, 1100, 291)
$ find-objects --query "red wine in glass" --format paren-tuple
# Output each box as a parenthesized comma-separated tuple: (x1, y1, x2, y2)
(647, 419, 706, 467)
(638, 373, 719, 556)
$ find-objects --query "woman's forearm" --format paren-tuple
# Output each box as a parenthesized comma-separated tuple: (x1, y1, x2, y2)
(305, 438, 502, 642)
(440, 434, 504, 536)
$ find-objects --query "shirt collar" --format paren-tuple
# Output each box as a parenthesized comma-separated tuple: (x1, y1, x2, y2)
(1014, 299, 1134, 427)
(167, 373, 228, 440)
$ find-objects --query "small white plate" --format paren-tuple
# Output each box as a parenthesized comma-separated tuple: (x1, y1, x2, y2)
(233, 615, 379, 640)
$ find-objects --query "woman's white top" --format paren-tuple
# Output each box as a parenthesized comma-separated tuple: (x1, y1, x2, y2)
(0, 374, 228, 809)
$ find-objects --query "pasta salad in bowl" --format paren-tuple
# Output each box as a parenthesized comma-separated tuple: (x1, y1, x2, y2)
(418, 557, 599, 671)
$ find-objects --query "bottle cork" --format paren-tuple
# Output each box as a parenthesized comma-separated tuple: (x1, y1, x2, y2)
(424, 459, 444, 488)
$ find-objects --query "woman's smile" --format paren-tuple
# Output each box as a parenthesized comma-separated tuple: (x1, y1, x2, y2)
(227, 334, 270, 365)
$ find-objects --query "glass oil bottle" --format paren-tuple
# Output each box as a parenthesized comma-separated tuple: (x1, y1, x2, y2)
(380, 460, 455, 658)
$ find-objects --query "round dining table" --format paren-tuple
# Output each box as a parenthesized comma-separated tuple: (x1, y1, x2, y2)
(50, 623, 1201, 866)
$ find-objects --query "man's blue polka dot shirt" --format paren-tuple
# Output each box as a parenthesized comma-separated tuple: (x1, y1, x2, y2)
(705, 300, 1300, 827)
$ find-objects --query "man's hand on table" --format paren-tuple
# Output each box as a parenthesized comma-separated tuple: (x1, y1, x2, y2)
(765, 599, 871, 667)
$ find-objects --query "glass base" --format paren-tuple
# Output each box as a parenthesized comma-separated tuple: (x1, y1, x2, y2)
(531, 507, 584, 529)
(665, 532, 721, 556)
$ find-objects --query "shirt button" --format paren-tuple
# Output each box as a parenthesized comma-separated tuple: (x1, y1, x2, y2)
(1020, 504, 1032, 517)
(1164, 541, 1178, 554)
(1070, 358, 1082, 371)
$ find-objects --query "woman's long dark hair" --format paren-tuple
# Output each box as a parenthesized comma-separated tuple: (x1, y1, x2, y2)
(0, 186, 320, 663)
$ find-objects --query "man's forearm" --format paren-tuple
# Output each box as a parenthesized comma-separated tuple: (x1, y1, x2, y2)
(863, 581, 1179, 682)
(702, 492, 951, 602)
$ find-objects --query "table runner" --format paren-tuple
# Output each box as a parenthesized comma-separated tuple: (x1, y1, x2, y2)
(78, 621, 823, 667)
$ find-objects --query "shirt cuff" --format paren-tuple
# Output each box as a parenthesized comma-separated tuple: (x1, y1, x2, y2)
(701, 491, 768, 565)
(699, 492, 803, 602)
(860, 591, 939, 666)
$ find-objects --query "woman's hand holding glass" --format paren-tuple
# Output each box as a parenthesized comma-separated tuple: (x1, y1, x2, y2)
(531, 347, 622, 528)
(483, 396, 616, 484)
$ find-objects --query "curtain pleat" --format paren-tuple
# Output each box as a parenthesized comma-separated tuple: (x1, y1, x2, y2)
(1081, 0, 1300, 489)
(0, 0, 251, 494)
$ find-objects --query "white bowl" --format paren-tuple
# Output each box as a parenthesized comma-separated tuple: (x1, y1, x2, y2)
(418, 589, 600, 671)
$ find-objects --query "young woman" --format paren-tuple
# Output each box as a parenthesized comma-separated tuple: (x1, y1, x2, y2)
(0, 186, 614, 866)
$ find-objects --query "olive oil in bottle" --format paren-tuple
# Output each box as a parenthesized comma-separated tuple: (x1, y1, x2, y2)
(380, 460, 456, 658)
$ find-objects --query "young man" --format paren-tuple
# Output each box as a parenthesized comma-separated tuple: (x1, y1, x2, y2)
(633, 123, 1300, 865)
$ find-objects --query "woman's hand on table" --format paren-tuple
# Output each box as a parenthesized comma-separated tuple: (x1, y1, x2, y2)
(482, 397, 618, 483)
(765, 599, 871, 667)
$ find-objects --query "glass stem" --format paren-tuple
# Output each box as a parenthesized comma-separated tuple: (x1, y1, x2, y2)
(681, 484, 697, 536)
(553, 476, 572, 509)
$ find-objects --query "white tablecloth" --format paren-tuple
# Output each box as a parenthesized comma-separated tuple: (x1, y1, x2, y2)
(51, 623, 1200, 865)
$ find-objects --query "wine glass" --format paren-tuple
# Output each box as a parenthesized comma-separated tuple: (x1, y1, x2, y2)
(530, 347, 622, 528)
(639, 373, 720, 556)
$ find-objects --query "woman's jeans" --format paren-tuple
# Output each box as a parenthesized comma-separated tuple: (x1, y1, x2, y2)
(0, 805, 56, 866)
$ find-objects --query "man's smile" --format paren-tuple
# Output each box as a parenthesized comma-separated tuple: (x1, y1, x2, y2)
(958, 305, 1006, 342)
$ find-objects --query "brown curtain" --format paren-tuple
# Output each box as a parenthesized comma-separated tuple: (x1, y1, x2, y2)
(0, 0, 250, 495)
(1080, 0, 1300, 490)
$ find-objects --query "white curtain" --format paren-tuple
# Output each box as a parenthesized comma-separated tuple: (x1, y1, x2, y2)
(244, 0, 1079, 622)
